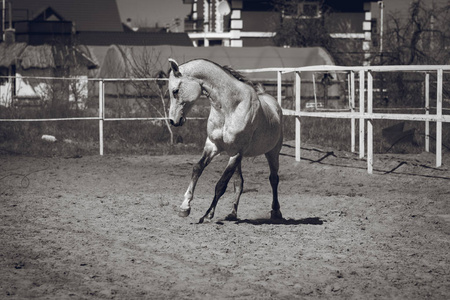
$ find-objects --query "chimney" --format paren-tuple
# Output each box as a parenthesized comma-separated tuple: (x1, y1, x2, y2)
(4, 28, 15, 44)
(3, 0, 14, 43)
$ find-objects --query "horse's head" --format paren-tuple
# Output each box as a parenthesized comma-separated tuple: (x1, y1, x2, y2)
(168, 59, 202, 127)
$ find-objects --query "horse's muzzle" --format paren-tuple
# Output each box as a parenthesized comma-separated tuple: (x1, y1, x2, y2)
(169, 117, 186, 127)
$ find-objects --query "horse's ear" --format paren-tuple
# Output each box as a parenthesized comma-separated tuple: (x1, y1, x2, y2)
(168, 58, 182, 77)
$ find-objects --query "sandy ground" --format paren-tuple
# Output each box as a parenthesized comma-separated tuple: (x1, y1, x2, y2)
(1, 141, 450, 299)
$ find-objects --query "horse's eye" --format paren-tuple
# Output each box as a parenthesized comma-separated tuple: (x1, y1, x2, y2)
(173, 89, 179, 96)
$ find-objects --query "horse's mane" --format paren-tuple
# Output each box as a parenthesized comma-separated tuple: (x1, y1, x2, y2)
(221, 65, 255, 87)
(186, 59, 265, 94)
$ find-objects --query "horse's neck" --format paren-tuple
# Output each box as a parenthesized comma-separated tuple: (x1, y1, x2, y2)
(184, 61, 235, 90)
(184, 60, 248, 111)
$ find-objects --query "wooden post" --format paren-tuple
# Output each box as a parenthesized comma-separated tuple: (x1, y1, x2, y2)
(295, 71, 301, 161)
(350, 71, 356, 153)
(367, 72, 373, 174)
(359, 70, 365, 159)
(277, 71, 282, 106)
(313, 73, 318, 109)
(99, 80, 104, 156)
(425, 73, 430, 152)
(436, 69, 443, 167)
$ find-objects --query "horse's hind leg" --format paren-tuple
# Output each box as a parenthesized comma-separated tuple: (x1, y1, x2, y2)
(225, 162, 243, 221)
(199, 153, 242, 223)
(265, 148, 283, 220)
(179, 138, 218, 217)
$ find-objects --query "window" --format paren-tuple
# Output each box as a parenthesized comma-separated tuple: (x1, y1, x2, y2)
(283, 1, 321, 18)
(300, 2, 319, 17)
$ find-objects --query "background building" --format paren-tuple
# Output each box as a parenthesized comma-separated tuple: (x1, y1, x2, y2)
(183, 0, 380, 50)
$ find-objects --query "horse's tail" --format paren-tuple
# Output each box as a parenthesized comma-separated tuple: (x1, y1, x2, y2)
(255, 83, 265, 95)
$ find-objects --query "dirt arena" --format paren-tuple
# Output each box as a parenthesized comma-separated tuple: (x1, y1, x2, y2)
(1, 141, 449, 299)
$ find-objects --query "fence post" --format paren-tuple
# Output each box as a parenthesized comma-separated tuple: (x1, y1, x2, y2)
(313, 73, 318, 109)
(436, 69, 443, 167)
(99, 79, 104, 156)
(277, 71, 282, 106)
(295, 71, 301, 161)
(367, 71, 373, 174)
(359, 69, 365, 159)
(425, 73, 430, 152)
(350, 71, 356, 153)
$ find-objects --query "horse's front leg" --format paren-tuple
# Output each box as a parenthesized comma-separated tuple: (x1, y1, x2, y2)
(199, 153, 243, 223)
(179, 139, 218, 217)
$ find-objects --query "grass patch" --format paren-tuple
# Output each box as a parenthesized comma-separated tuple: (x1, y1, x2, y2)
(1, 105, 449, 157)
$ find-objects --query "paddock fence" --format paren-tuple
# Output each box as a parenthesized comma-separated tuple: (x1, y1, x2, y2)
(240, 65, 450, 173)
(1, 65, 449, 174)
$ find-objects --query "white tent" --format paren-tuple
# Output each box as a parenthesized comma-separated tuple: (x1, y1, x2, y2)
(96, 45, 335, 80)
(95, 45, 343, 105)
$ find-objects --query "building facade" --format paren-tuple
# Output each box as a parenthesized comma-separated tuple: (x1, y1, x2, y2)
(183, 0, 381, 58)
(184, 0, 277, 47)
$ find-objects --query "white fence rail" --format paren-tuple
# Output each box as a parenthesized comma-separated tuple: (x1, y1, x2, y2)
(240, 65, 450, 173)
(1, 65, 449, 174)
(0, 77, 170, 156)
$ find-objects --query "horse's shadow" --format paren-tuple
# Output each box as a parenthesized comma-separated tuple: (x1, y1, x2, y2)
(215, 217, 325, 226)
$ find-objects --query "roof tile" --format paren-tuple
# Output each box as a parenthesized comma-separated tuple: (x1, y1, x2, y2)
(10, 0, 123, 32)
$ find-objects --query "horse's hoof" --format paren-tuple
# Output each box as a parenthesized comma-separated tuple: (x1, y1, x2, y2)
(270, 210, 283, 220)
(198, 217, 205, 224)
(178, 208, 191, 217)
(225, 213, 238, 221)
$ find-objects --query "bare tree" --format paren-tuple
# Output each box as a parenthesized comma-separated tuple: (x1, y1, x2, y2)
(376, 0, 450, 107)
(272, 0, 331, 47)
(382, 0, 450, 65)
(126, 47, 174, 144)
(271, 0, 364, 65)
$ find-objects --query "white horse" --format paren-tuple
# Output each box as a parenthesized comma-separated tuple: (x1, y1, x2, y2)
(168, 58, 283, 223)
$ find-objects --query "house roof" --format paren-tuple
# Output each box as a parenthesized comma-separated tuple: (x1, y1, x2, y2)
(20, 44, 97, 69)
(0, 42, 97, 70)
(76, 32, 193, 47)
(0, 43, 27, 68)
(324, 0, 377, 13)
(9, 0, 123, 32)
(31, 6, 67, 22)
